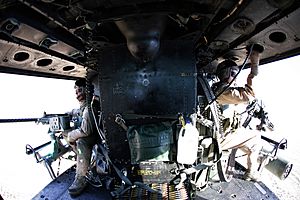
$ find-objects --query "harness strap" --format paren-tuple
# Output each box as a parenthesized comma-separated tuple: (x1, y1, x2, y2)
(98, 144, 132, 186)
(98, 144, 160, 197)
(197, 75, 221, 136)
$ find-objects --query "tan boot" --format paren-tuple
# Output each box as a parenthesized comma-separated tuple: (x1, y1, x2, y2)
(68, 175, 87, 196)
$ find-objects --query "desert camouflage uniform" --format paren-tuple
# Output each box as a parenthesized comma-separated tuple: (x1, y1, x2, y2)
(216, 84, 261, 178)
(64, 101, 98, 178)
(62, 100, 99, 196)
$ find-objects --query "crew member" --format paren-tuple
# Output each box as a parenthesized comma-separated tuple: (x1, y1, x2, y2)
(213, 44, 263, 181)
(63, 78, 99, 196)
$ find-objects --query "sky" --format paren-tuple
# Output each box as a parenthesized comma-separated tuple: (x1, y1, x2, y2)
(0, 54, 300, 199)
(239, 54, 300, 135)
(232, 55, 300, 200)
(235, 54, 300, 165)
(0, 76, 78, 199)
(0, 76, 78, 119)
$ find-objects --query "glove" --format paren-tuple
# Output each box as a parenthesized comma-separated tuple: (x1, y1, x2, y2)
(67, 128, 83, 144)
(249, 50, 260, 76)
(246, 44, 264, 76)
(67, 133, 76, 144)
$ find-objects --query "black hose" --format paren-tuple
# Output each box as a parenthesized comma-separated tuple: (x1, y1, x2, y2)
(85, 72, 106, 143)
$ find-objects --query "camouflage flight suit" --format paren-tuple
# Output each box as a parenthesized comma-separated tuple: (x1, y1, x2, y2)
(216, 84, 255, 105)
(216, 83, 262, 178)
(64, 101, 99, 178)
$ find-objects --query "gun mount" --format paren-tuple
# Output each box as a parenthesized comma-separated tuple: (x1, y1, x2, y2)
(23, 113, 75, 179)
(239, 99, 292, 180)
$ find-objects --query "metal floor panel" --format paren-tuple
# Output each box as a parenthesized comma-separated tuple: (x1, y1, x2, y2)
(32, 167, 279, 200)
(32, 167, 112, 200)
(196, 179, 279, 200)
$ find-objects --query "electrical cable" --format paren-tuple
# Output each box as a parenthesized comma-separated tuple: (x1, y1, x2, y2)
(91, 97, 106, 143)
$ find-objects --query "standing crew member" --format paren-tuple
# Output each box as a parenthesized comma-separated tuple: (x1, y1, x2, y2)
(213, 44, 264, 181)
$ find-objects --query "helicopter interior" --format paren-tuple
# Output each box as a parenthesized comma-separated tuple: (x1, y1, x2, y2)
(1, 0, 300, 199)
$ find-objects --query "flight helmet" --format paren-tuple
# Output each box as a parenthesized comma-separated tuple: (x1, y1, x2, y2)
(216, 60, 239, 82)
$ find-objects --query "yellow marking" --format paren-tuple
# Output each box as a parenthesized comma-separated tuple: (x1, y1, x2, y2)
(137, 170, 161, 176)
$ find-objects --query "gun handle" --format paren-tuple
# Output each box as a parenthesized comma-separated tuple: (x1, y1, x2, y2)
(242, 115, 252, 128)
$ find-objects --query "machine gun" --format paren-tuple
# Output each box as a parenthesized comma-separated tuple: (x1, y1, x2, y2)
(0, 112, 76, 179)
(240, 99, 292, 180)
(242, 99, 274, 131)
(24, 112, 76, 179)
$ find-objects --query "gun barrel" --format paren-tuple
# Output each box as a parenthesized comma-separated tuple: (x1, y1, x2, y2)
(0, 118, 38, 123)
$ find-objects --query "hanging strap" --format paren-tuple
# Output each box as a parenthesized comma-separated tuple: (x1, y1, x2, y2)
(198, 75, 224, 141)
(179, 76, 222, 175)
(98, 144, 160, 197)
(197, 75, 221, 135)
(98, 144, 132, 186)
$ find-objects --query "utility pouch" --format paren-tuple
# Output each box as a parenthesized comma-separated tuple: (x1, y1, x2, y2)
(127, 122, 173, 164)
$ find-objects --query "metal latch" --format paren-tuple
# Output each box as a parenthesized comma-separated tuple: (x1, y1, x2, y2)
(115, 114, 128, 131)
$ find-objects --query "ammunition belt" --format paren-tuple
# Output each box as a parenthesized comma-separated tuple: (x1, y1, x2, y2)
(114, 183, 189, 200)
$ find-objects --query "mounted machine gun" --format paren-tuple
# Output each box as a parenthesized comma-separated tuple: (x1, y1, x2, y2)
(240, 99, 292, 180)
(0, 112, 78, 179)
(26, 112, 78, 179)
